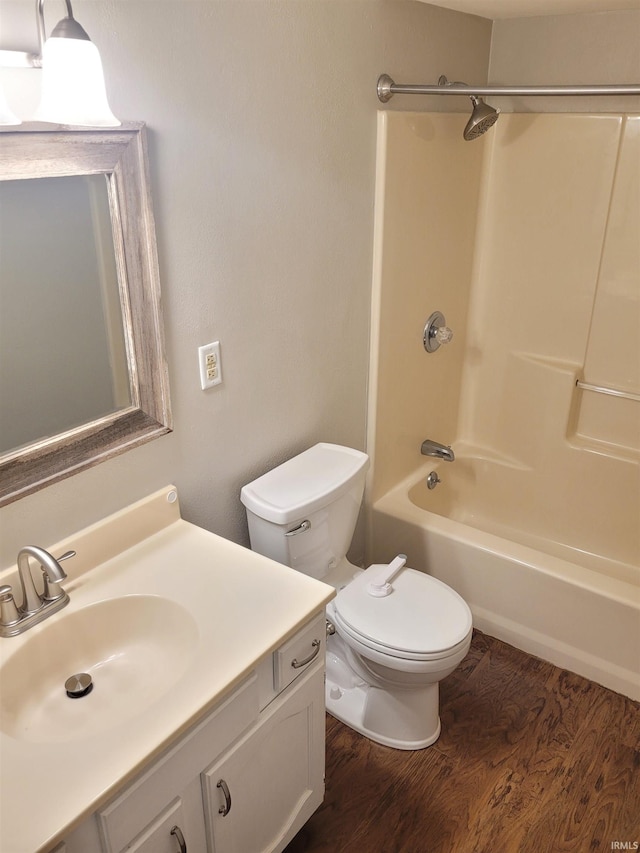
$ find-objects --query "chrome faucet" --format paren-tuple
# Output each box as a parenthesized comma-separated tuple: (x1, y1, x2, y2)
(0, 546, 74, 637)
(421, 439, 455, 462)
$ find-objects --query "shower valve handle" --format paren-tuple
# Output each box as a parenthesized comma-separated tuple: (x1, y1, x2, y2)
(434, 325, 453, 345)
(424, 311, 454, 353)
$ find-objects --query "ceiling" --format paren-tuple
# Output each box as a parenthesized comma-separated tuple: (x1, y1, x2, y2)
(420, 0, 640, 18)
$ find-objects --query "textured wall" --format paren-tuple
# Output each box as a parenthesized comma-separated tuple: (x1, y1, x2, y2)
(0, 1, 491, 566)
(489, 9, 640, 114)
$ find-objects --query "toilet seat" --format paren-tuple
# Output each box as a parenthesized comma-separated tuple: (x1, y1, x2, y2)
(332, 567, 472, 661)
(332, 610, 472, 665)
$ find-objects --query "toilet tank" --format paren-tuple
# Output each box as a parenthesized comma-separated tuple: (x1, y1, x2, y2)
(240, 443, 369, 580)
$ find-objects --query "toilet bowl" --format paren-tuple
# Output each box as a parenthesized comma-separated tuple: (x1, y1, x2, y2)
(326, 561, 472, 748)
(240, 443, 472, 750)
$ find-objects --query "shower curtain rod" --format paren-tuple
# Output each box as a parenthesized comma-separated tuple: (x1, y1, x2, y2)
(377, 74, 640, 102)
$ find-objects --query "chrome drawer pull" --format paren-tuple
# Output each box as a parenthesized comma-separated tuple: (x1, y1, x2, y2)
(170, 825, 187, 853)
(217, 778, 232, 816)
(284, 520, 311, 537)
(291, 638, 321, 669)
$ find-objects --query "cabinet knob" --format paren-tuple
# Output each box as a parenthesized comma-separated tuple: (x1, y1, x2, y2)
(170, 825, 187, 853)
(217, 778, 232, 816)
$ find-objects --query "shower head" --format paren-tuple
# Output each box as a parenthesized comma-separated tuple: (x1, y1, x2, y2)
(463, 95, 499, 141)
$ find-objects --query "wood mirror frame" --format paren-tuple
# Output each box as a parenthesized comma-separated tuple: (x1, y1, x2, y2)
(0, 123, 172, 506)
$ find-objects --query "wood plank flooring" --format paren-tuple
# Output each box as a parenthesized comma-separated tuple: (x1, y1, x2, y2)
(285, 631, 640, 853)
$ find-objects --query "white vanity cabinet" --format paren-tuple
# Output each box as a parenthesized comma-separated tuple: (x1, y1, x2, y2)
(203, 663, 323, 852)
(61, 613, 326, 853)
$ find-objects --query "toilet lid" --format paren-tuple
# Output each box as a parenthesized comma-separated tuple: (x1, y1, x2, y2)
(333, 568, 472, 657)
(240, 443, 369, 524)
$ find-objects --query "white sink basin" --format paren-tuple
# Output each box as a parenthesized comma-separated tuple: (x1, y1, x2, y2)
(0, 486, 336, 853)
(0, 595, 199, 743)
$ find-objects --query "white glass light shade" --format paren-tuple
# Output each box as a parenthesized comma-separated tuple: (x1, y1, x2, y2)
(33, 36, 120, 127)
(0, 84, 20, 125)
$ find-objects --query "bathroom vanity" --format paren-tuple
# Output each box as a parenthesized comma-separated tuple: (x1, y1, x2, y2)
(0, 487, 334, 853)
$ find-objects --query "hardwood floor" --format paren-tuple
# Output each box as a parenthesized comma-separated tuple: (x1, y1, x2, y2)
(285, 631, 640, 853)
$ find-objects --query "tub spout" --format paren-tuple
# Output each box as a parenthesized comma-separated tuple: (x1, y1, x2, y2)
(421, 439, 455, 462)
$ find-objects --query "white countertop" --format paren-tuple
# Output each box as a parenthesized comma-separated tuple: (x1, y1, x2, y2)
(0, 486, 334, 853)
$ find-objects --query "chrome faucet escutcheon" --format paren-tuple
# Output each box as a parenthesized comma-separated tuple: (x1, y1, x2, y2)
(0, 546, 74, 637)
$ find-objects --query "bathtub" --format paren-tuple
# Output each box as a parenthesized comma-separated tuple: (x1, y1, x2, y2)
(369, 461, 640, 701)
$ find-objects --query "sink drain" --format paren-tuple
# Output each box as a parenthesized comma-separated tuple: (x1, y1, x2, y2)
(65, 673, 93, 699)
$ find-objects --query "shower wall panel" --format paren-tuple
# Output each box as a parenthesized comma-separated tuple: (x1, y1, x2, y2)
(369, 111, 639, 570)
(459, 113, 622, 455)
(457, 112, 639, 569)
(368, 112, 483, 501)
(578, 115, 640, 453)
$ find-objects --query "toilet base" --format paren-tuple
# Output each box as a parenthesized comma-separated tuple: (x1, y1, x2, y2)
(325, 638, 441, 750)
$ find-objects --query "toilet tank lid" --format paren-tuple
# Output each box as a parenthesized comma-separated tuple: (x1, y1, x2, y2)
(240, 443, 370, 525)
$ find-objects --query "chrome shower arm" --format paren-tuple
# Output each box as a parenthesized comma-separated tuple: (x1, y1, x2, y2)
(377, 74, 640, 102)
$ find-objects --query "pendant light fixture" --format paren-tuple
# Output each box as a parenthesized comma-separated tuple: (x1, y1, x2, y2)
(0, 0, 120, 127)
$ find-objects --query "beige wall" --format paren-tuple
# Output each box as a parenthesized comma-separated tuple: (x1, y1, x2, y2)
(5, 3, 637, 570)
(490, 9, 640, 113)
(0, 1, 491, 567)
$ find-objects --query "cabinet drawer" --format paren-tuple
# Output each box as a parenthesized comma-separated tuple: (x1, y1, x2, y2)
(273, 612, 325, 693)
(126, 798, 186, 853)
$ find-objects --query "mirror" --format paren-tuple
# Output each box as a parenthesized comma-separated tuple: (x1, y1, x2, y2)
(0, 124, 172, 506)
(1, 173, 131, 451)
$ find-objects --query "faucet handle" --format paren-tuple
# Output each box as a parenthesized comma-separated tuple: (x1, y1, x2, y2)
(42, 550, 75, 602)
(0, 585, 20, 628)
(44, 549, 76, 575)
(56, 550, 76, 566)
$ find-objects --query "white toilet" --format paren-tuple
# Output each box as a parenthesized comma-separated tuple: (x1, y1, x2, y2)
(240, 443, 472, 750)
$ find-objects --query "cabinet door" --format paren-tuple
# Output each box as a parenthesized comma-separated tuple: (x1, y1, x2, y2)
(203, 665, 325, 853)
